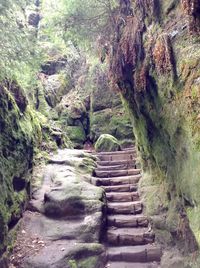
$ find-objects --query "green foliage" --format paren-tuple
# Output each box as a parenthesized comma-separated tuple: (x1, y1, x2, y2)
(40, 0, 118, 50)
(0, 0, 41, 83)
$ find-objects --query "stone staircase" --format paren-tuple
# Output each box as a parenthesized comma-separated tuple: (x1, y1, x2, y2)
(94, 148, 162, 268)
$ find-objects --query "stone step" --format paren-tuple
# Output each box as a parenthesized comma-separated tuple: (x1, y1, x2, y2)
(97, 153, 136, 162)
(102, 184, 138, 193)
(123, 146, 135, 151)
(97, 149, 136, 156)
(97, 164, 128, 171)
(97, 174, 142, 186)
(107, 215, 149, 228)
(97, 159, 136, 167)
(106, 192, 139, 202)
(107, 201, 143, 215)
(95, 168, 141, 178)
(107, 262, 159, 268)
(107, 227, 155, 246)
(107, 245, 162, 262)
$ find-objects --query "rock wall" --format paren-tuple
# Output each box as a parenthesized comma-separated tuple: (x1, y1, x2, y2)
(109, 0, 200, 263)
(0, 81, 41, 266)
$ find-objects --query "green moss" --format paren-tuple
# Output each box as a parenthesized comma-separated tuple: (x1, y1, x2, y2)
(66, 126, 86, 147)
(90, 107, 133, 141)
(78, 256, 98, 268)
(68, 259, 78, 268)
(76, 156, 97, 175)
(66, 243, 104, 268)
(95, 134, 121, 152)
(0, 83, 41, 260)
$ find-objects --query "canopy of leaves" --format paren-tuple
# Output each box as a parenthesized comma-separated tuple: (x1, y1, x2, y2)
(0, 0, 41, 86)
(41, 0, 119, 50)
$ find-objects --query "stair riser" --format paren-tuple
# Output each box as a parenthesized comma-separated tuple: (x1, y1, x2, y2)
(107, 218, 149, 228)
(107, 206, 143, 215)
(108, 248, 162, 263)
(106, 193, 139, 202)
(97, 149, 136, 156)
(102, 185, 138, 193)
(107, 262, 159, 268)
(97, 160, 136, 167)
(95, 169, 140, 178)
(97, 165, 135, 171)
(98, 176, 141, 186)
(98, 154, 136, 161)
(107, 233, 155, 246)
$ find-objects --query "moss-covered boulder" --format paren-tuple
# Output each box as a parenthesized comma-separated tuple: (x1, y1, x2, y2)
(95, 134, 121, 152)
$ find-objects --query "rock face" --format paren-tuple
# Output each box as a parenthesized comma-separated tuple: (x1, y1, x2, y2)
(59, 65, 134, 148)
(0, 82, 41, 266)
(89, 66, 134, 144)
(95, 134, 121, 152)
(109, 0, 200, 259)
(10, 149, 106, 268)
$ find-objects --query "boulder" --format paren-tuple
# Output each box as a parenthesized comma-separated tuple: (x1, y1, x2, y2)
(95, 134, 121, 152)
(43, 74, 67, 108)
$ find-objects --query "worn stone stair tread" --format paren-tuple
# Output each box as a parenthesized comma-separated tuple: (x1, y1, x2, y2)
(123, 148, 136, 152)
(95, 168, 141, 178)
(97, 174, 142, 186)
(107, 262, 159, 268)
(107, 201, 143, 214)
(98, 154, 136, 162)
(97, 160, 136, 166)
(106, 192, 139, 202)
(102, 184, 138, 193)
(97, 149, 136, 156)
(107, 215, 149, 227)
(96, 164, 128, 171)
(107, 245, 162, 262)
(107, 227, 155, 245)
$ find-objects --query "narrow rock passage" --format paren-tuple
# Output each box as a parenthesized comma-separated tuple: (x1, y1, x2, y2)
(94, 148, 162, 268)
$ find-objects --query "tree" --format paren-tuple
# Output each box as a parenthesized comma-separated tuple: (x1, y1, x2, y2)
(0, 0, 40, 82)
(41, 0, 119, 50)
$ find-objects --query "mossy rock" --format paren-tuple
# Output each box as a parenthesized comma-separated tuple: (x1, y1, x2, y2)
(66, 126, 86, 148)
(0, 82, 41, 261)
(95, 134, 121, 152)
(90, 108, 133, 142)
(66, 243, 105, 268)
